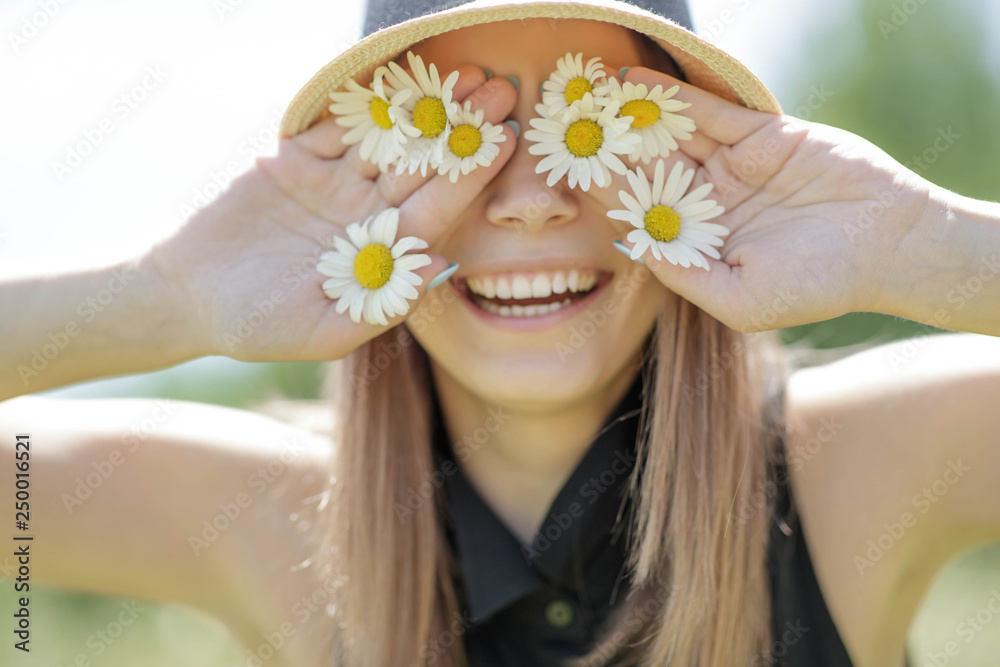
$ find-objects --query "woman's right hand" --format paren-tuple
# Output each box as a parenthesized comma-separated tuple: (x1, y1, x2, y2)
(146, 66, 517, 362)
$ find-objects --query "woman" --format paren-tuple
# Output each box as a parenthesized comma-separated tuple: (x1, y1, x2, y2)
(2, 0, 999, 665)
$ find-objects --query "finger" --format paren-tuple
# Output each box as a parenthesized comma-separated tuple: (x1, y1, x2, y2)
(341, 142, 382, 180)
(390, 75, 519, 240)
(293, 108, 353, 160)
(613, 237, 746, 327)
(375, 65, 493, 204)
(622, 66, 775, 146)
(398, 119, 517, 240)
(320, 252, 455, 333)
(595, 151, 704, 235)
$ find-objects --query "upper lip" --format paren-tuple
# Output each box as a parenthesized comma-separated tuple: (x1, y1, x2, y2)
(449, 256, 613, 279)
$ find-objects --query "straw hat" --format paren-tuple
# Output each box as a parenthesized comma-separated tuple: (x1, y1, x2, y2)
(279, 0, 782, 138)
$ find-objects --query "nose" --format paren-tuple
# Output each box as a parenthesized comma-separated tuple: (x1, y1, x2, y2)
(483, 141, 579, 232)
(483, 93, 579, 233)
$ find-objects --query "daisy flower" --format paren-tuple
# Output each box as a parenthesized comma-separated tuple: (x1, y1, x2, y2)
(383, 51, 460, 177)
(317, 208, 432, 326)
(608, 160, 728, 271)
(525, 92, 641, 191)
(437, 100, 507, 183)
(327, 68, 419, 171)
(541, 52, 609, 119)
(600, 78, 696, 163)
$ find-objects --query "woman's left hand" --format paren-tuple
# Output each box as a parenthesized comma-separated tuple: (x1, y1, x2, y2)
(602, 67, 995, 334)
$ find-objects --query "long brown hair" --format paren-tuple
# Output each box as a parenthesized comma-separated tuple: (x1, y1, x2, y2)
(309, 282, 788, 666)
(307, 28, 789, 667)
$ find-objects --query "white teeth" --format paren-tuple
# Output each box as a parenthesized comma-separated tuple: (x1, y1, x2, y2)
(552, 272, 567, 294)
(511, 275, 532, 299)
(479, 297, 574, 317)
(495, 276, 513, 299)
(467, 270, 598, 299)
(531, 274, 552, 298)
(480, 276, 496, 299)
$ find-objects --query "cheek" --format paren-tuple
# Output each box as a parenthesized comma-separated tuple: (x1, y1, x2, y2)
(404, 280, 464, 342)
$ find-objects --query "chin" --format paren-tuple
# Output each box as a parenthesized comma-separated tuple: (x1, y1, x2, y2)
(407, 267, 662, 411)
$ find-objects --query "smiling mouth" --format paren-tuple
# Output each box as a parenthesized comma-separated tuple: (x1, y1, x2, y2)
(458, 269, 608, 317)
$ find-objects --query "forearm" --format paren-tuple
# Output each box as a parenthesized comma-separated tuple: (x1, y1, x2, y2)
(878, 186, 1000, 337)
(0, 256, 209, 400)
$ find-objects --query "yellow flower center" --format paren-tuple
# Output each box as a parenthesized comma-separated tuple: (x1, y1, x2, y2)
(564, 76, 593, 105)
(353, 243, 394, 289)
(621, 99, 661, 128)
(412, 97, 448, 138)
(644, 205, 681, 242)
(448, 124, 482, 158)
(369, 97, 394, 129)
(564, 119, 603, 157)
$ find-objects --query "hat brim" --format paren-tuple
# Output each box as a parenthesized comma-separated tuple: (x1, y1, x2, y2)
(280, 0, 782, 138)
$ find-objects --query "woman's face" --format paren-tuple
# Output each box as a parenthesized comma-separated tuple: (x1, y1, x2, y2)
(406, 19, 674, 411)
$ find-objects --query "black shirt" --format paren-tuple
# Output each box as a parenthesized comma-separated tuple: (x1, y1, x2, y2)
(431, 374, 855, 666)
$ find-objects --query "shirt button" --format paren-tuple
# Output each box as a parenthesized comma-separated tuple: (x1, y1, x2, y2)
(544, 599, 575, 628)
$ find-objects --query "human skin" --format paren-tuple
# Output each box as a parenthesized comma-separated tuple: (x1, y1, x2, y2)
(2, 16, 1000, 667)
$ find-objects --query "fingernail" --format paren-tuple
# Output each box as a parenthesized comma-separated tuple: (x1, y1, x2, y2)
(428, 262, 459, 290)
(482, 67, 493, 80)
(503, 119, 520, 137)
(504, 75, 519, 92)
(613, 240, 645, 265)
(619, 66, 631, 80)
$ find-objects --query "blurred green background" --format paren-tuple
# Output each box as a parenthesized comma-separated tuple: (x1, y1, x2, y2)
(2, 0, 999, 665)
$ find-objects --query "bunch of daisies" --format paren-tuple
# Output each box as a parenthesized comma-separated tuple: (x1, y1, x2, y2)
(526, 52, 728, 271)
(328, 51, 507, 182)
(317, 51, 733, 329)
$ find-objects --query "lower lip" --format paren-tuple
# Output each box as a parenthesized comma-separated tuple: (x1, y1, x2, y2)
(454, 275, 612, 332)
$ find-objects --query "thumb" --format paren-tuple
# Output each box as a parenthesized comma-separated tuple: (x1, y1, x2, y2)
(614, 239, 742, 327)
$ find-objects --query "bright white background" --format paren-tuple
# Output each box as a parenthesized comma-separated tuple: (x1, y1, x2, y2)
(0, 0, 856, 270)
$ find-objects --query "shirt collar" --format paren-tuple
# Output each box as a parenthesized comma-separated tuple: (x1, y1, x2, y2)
(432, 373, 645, 624)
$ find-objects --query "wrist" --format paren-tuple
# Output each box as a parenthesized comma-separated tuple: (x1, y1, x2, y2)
(872, 184, 1000, 334)
(126, 251, 215, 362)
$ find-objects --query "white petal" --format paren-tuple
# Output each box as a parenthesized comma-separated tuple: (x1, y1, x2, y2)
(346, 222, 369, 249)
(371, 208, 399, 246)
(391, 236, 429, 257)
(395, 254, 433, 271)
